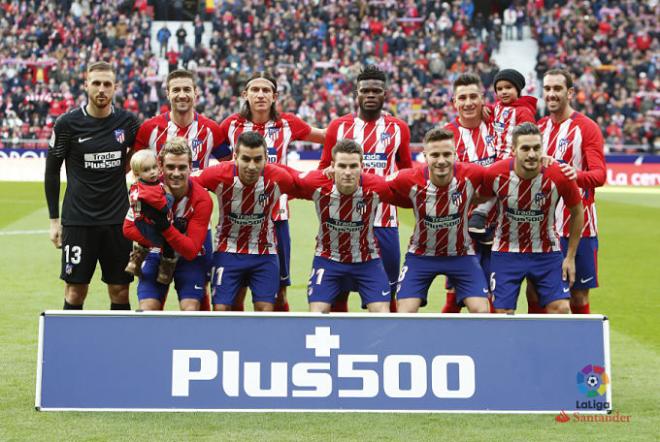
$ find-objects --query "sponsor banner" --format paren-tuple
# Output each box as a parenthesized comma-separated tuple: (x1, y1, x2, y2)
(36, 312, 611, 413)
(606, 163, 660, 186)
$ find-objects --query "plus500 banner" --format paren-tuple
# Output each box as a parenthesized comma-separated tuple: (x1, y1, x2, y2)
(36, 312, 611, 413)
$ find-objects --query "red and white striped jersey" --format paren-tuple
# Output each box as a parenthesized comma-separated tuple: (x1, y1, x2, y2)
(538, 112, 606, 237)
(389, 163, 485, 256)
(492, 96, 537, 158)
(445, 119, 502, 166)
(134, 112, 230, 171)
(319, 113, 412, 228)
(218, 112, 312, 221)
(481, 159, 582, 253)
(291, 170, 402, 263)
(195, 162, 296, 255)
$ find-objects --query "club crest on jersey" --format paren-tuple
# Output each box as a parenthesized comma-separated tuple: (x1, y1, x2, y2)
(485, 134, 495, 149)
(258, 192, 270, 207)
(534, 191, 547, 206)
(191, 138, 202, 156)
(380, 132, 392, 142)
(356, 199, 367, 215)
(451, 191, 463, 206)
(267, 127, 280, 136)
(114, 129, 125, 144)
(558, 138, 569, 155)
(502, 109, 510, 119)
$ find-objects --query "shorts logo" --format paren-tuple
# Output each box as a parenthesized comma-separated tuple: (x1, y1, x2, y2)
(65, 263, 73, 275)
(355, 199, 367, 215)
(558, 138, 569, 155)
(114, 129, 125, 144)
(451, 191, 463, 206)
(577, 364, 609, 397)
(534, 191, 547, 206)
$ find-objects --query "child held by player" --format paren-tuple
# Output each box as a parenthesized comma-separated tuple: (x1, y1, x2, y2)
(123, 148, 177, 284)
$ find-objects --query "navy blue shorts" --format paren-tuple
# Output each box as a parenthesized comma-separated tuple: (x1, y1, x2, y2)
(275, 220, 291, 287)
(212, 252, 279, 306)
(137, 252, 206, 302)
(397, 253, 489, 307)
(560, 237, 598, 290)
(308, 256, 391, 306)
(490, 251, 570, 310)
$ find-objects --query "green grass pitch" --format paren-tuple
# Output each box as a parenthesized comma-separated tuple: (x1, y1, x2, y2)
(0, 182, 658, 441)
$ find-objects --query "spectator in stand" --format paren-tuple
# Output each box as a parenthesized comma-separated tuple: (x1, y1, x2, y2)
(175, 24, 187, 53)
(157, 24, 171, 57)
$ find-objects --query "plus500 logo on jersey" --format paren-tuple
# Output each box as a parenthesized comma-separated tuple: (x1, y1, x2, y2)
(171, 326, 475, 399)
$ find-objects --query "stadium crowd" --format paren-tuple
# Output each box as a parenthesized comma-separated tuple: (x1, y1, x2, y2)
(531, 0, 659, 152)
(0, 0, 657, 151)
(0, 0, 501, 148)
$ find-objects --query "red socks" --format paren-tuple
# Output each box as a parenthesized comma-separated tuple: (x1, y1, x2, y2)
(275, 301, 290, 312)
(231, 302, 245, 312)
(441, 291, 461, 313)
(389, 297, 397, 313)
(571, 303, 591, 314)
(527, 300, 546, 314)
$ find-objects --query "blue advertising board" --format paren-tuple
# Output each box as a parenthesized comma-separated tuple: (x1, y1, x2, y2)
(36, 312, 611, 413)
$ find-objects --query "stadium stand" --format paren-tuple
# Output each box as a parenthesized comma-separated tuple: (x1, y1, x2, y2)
(0, 0, 656, 151)
(530, 0, 658, 153)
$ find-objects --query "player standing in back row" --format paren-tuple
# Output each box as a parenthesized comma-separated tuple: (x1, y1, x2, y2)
(44, 61, 140, 310)
(218, 71, 325, 312)
(319, 65, 412, 312)
(536, 68, 606, 314)
(134, 69, 231, 311)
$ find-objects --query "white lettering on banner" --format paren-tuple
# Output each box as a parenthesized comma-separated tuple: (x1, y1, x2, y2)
(170, 327, 476, 399)
(606, 169, 660, 186)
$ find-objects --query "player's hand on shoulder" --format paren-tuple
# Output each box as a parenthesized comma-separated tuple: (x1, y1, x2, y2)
(540, 155, 556, 167)
(322, 165, 335, 180)
(558, 162, 577, 181)
(49, 218, 62, 248)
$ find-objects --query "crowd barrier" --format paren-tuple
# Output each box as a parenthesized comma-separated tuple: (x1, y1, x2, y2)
(36, 311, 611, 413)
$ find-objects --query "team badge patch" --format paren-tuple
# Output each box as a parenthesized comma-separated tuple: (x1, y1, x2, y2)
(258, 192, 270, 207)
(191, 138, 202, 156)
(356, 199, 367, 215)
(534, 192, 547, 206)
(502, 109, 510, 119)
(451, 191, 463, 206)
(267, 127, 280, 136)
(65, 263, 73, 275)
(114, 129, 125, 144)
(558, 138, 569, 155)
(380, 132, 392, 142)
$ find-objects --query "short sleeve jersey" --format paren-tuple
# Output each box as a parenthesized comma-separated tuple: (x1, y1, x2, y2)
(319, 113, 412, 228)
(481, 159, 582, 253)
(389, 163, 486, 256)
(195, 162, 296, 255)
(218, 112, 312, 221)
(134, 112, 230, 172)
(291, 171, 395, 263)
(48, 105, 139, 225)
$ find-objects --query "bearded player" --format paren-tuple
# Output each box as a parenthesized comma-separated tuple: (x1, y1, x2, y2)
(535, 68, 606, 314)
(218, 72, 325, 312)
(133, 69, 230, 311)
(319, 65, 412, 312)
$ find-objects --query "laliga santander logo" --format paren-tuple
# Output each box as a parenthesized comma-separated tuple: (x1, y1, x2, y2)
(577, 364, 609, 398)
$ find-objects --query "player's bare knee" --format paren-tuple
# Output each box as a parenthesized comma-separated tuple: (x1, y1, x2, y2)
(465, 298, 489, 314)
(495, 308, 513, 314)
(309, 302, 331, 313)
(254, 301, 274, 312)
(65, 284, 88, 304)
(139, 299, 162, 311)
(179, 300, 200, 311)
(107, 284, 129, 303)
(367, 302, 389, 313)
(547, 300, 570, 314)
(397, 298, 420, 313)
(214, 304, 231, 311)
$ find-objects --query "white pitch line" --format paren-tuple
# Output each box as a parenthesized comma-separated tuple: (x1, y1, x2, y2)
(0, 229, 49, 236)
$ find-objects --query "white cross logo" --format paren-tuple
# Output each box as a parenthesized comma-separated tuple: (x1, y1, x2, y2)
(306, 326, 340, 357)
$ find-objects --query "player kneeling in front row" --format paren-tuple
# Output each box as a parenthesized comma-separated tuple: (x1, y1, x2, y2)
(388, 129, 490, 313)
(289, 139, 411, 313)
(479, 122, 584, 313)
(123, 138, 213, 311)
